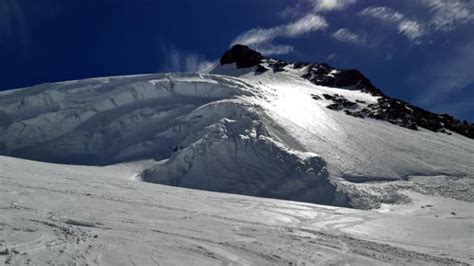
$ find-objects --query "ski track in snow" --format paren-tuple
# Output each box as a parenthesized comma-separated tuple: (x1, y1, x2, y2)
(0, 155, 472, 265)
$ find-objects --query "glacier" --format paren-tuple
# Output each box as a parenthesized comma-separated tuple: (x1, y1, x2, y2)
(0, 61, 472, 208)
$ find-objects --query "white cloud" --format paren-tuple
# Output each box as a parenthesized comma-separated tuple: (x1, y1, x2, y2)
(421, 0, 474, 31)
(285, 14, 329, 36)
(332, 28, 365, 45)
(359, 6, 425, 41)
(161, 46, 215, 73)
(280, 0, 356, 19)
(311, 0, 357, 12)
(398, 20, 425, 41)
(232, 0, 357, 55)
(232, 14, 328, 55)
(359, 2, 473, 42)
(233, 14, 328, 46)
(359, 6, 404, 23)
(232, 28, 278, 48)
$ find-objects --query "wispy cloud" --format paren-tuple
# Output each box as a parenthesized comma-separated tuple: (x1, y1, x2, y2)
(359, 6, 425, 42)
(428, 99, 474, 121)
(233, 0, 359, 55)
(161, 45, 214, 73)
(359, 2, 473, 43)
(359, 6, 404, 23)
(421, 0, 474, 31)
(280, 0, 356, 19)
(332, 28, 365, 45)
(250, 44, 295, 56)
(398, 20, 425, 41)
(310, 0, 357, 12)
(0, 0, 28, 51)
(232, 14, 328, 55)
(415, 40, 474, 106)
(326, 53, 336, 61)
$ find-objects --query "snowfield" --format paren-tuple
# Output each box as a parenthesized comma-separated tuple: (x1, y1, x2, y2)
(1, 155, 472, 265)
(0, 59, 473, 264)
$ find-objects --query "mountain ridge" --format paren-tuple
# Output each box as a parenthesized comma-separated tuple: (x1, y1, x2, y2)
(220, 44, 473, 139)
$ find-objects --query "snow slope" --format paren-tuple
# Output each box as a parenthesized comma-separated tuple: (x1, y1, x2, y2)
(0, 155, 472, 265)
(0, 63, 473, 207)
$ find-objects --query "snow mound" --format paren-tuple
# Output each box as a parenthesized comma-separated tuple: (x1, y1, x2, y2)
(142, 99, 347, 205)
(0, 73, 257, 164)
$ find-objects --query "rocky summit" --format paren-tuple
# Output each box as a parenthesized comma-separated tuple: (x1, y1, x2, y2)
(219, 44, 265, 68)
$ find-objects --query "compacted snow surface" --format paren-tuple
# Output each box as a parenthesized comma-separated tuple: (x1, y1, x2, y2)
(0, 64, 473, 264)
(0, 155, 472, 265)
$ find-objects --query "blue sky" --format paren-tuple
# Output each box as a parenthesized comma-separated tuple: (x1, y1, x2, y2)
(1, 0, 473, 120)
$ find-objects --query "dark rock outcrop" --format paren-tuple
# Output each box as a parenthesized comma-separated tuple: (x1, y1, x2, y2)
(315, 93, 474, 138)
(255, 64, 269, 73)
(322, 94, 358, 111)
(364, 98, 474, 138)
(301, 64, 384, 96)
(220, 44, 264, 68)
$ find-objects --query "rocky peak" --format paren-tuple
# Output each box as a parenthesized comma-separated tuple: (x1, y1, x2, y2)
(220, 44, 265, 68)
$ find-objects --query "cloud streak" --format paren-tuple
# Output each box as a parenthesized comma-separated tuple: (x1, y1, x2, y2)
(232, 14, 328, 55)
(421, 0, 474, 31)
(311, 0, 357, 12)
(415, 40, 474, 106)
(428, 99, 474, 121)
(232, 0, 360, 55)
(332, 28, 365, 45)
(161, 45, 214, 73)
(359, 6, 425, 42)
(359, 1, 473, 43)
(280, 0, 356, 19)
(0, 0, 28, 50)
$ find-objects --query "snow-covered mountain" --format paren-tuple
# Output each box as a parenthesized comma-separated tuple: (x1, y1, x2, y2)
(1, 45, 473, 265)
(0, 45, 473, 209)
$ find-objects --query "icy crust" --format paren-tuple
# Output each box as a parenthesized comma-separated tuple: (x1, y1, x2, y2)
(0, 73, 259, 164)
(142, 99, 348, 206)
